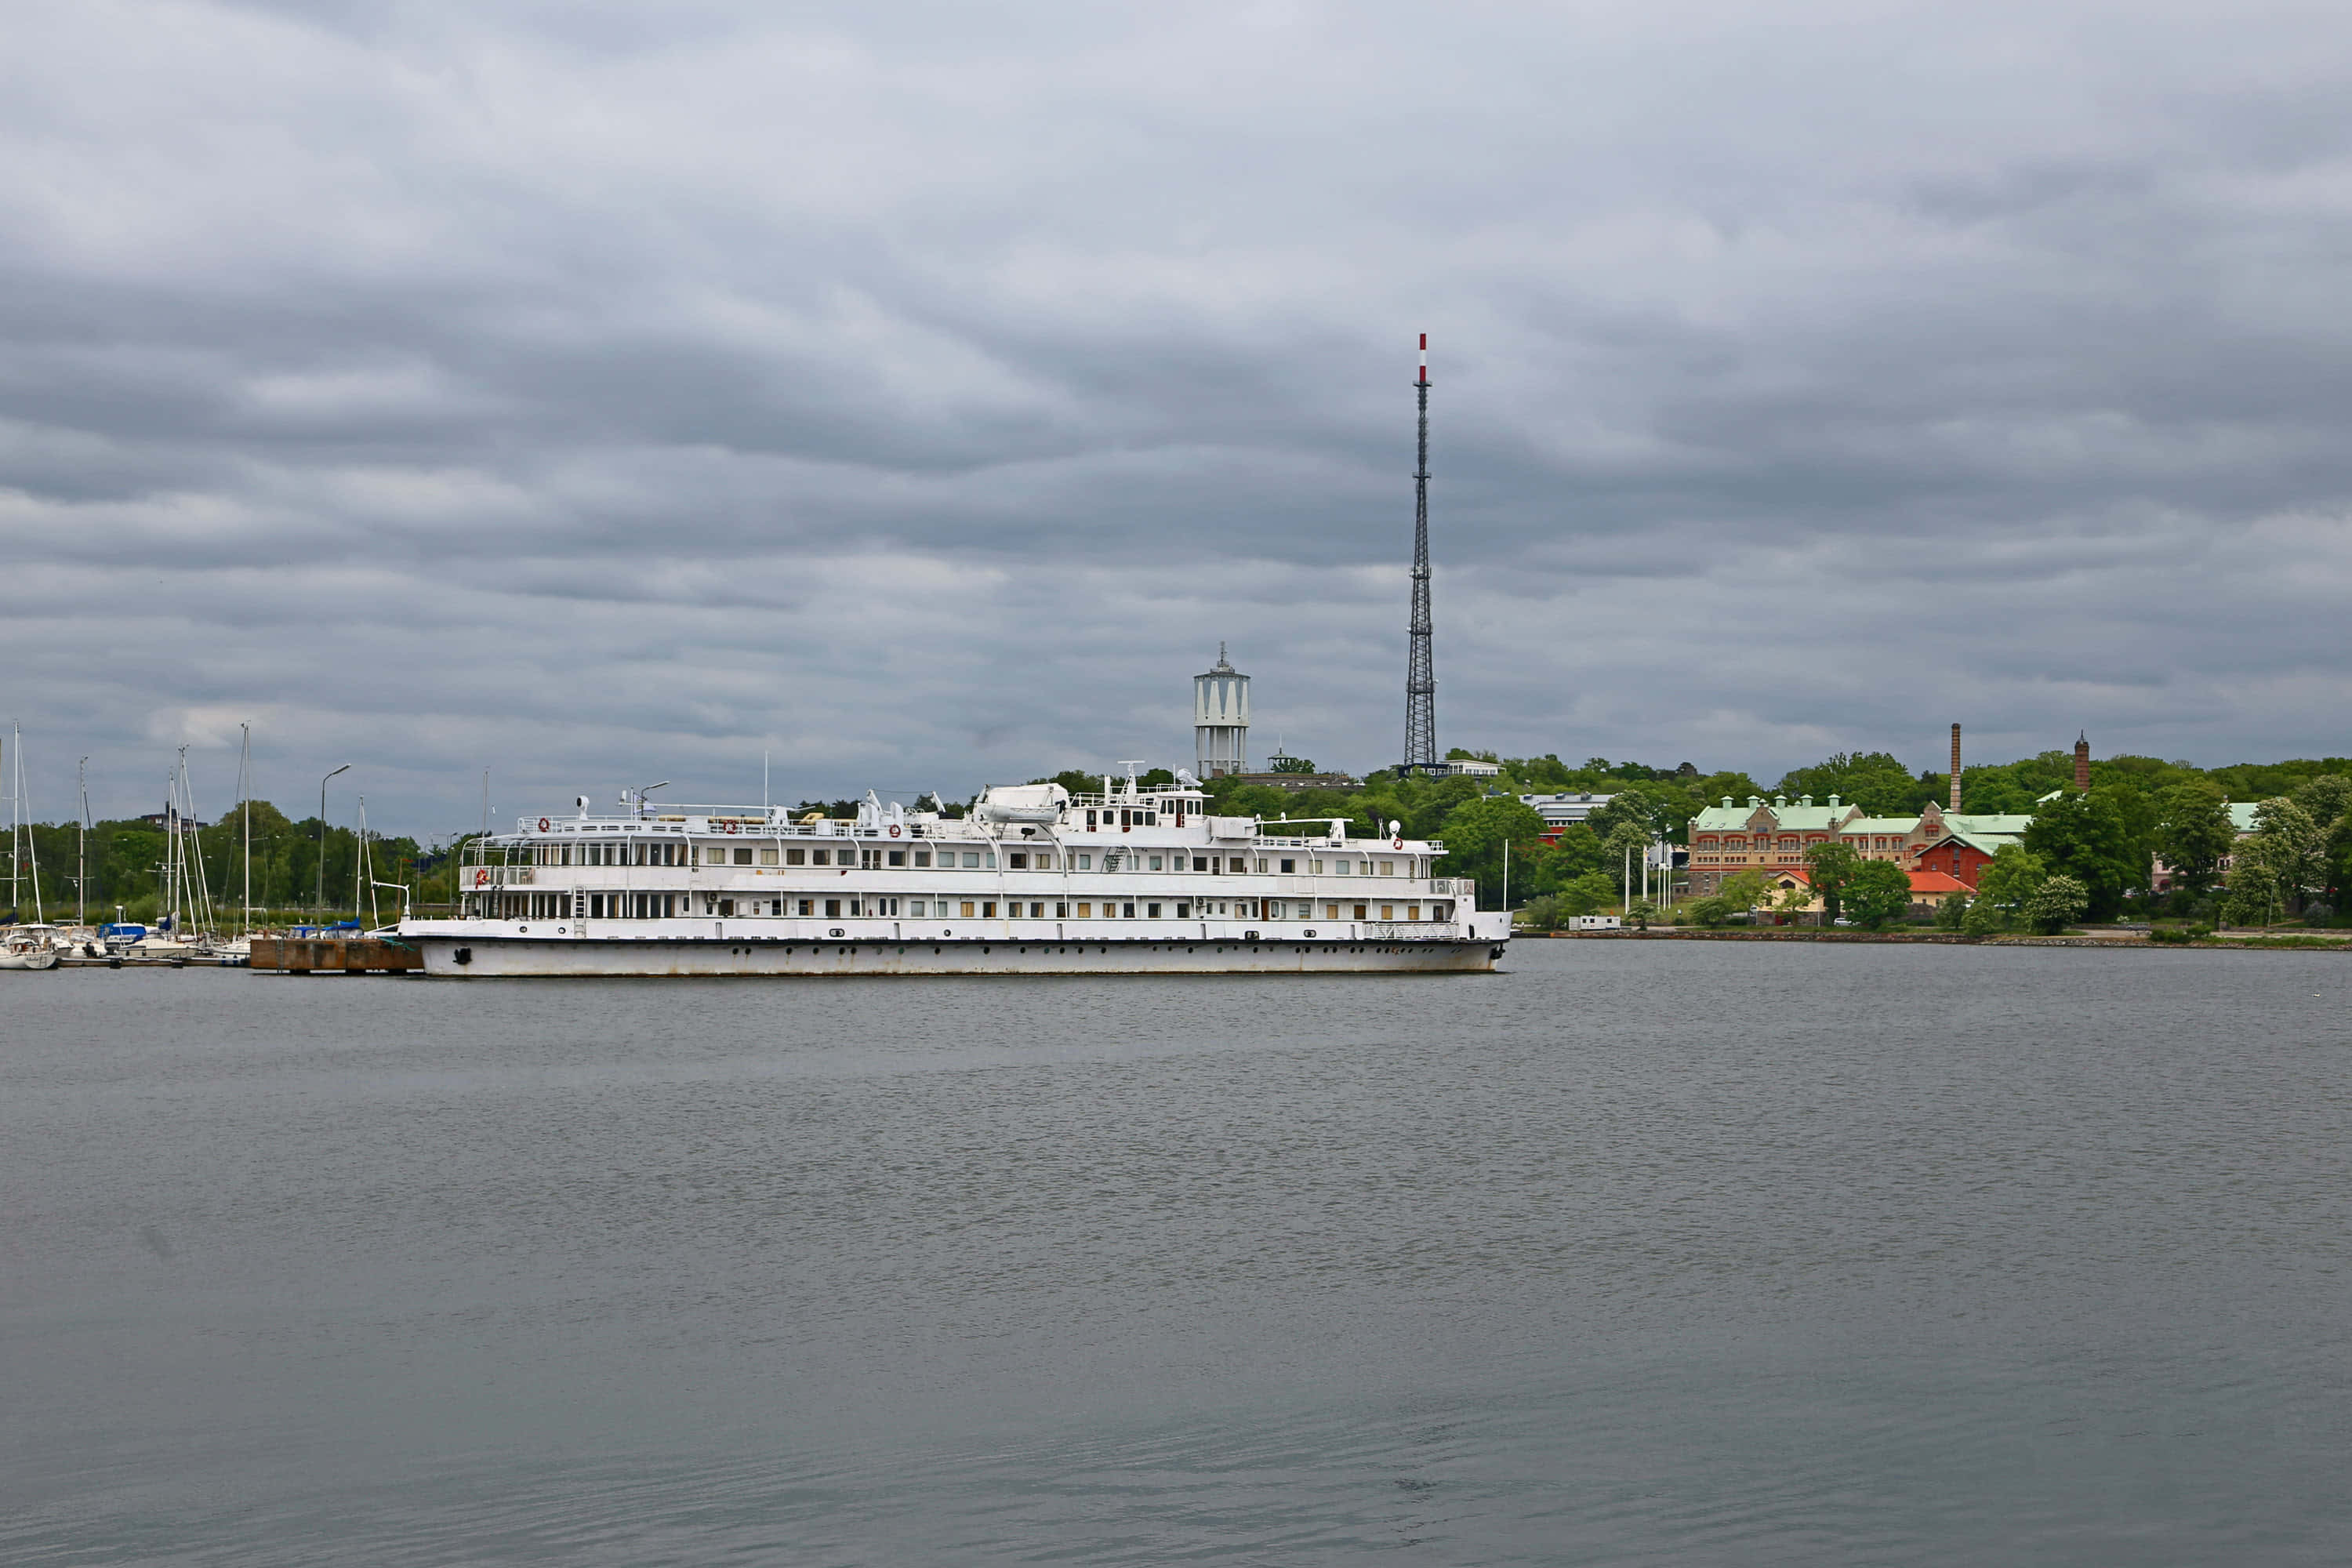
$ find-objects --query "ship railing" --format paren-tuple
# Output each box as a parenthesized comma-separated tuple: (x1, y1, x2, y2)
(1366, 920, 1461, 940)
(1428, 877, 1473, 896)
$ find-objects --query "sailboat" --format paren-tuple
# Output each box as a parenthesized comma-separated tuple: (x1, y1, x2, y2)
(2, 724, 60, 970)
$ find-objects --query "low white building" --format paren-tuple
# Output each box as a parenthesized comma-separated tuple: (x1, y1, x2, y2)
(1519, 792, 1616, 831)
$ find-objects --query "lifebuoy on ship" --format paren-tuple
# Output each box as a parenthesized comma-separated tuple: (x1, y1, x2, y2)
(537, 817, 550, 832)
(725, 821, 739, 834)
(474, 869, 490, 887)
(1392, 835, 1404, 849)
(888, 824, 901, 837)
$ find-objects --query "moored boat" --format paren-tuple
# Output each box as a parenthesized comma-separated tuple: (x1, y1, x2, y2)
(397, 769, 1504, 977)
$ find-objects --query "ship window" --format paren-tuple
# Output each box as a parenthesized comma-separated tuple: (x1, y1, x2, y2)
(1148, 855, 1163, 870)
(786, 848, 806, 866)
(1381, 905, 1394, 919)
(1076, 902, 1091, 917)
(1007, 852, 1028, 869)
(1121, 902, 1136, 918)
(811, 848, 830, 866)
(718, 899, 735, 916)
(1227, 858, 1246, 873)
(1056, 902, 1069, 917)
(734, 847, 753, 866)
(1035, 853, 1054, 869)
(1408, 905, 1420, 920)
(825, 899, 841, 918)
(1176, 902, 1189, 917)
(1086, 810, 1098, 830)
(1353, 903, 1367, 920)
(797, 898, 813, 916)
(887, 849, 906, 866)
(1147, 902, 1162, 918)
(913, 850, 931, 866)
(961, 901, 976, 917)
(1076, 854, 1092, 870)
(1334, 861, 1350, 874)
(963, 852, 982, 868)
(1029, 902, 1045, 918)
(760, 848, 779, 865)
(1325, 903, 1339, 919)
(1279, 858, 1294, 873)
(1379, 861, 1393, 876)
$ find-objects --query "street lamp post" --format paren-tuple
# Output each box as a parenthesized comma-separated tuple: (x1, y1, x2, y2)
(318, 764, 350, 920)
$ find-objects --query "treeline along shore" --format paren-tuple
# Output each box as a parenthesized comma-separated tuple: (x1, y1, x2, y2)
(16, 743, 2350, 930)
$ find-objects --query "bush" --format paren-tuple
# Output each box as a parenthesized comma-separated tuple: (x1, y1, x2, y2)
(1685, 895, 1737, 928)
(2024, 874, 2090, 935)
(1961, 899, 2006, 937)
(1934, 893, 1969, 931)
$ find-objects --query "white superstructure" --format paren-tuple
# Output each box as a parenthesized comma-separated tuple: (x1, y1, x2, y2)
(397, 768, 1504, 977)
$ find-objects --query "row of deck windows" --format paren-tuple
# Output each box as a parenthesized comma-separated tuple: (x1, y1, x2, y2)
(520, 844, 1414, 875)
(480, 892, 1436, 922)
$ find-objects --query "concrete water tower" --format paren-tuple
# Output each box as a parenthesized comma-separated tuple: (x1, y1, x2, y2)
(1194, 644, 1250, 778)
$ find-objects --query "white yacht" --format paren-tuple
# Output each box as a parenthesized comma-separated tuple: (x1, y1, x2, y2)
(397, 770, 1504, 977)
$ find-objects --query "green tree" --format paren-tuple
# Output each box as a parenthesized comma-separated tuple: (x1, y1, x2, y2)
(1801, 840, 1862, 921)
(2221, 835, 2296, 927)
(1524, 825, 1608, 892)
(2249, 797, 2325, 910)
(1777, 751, 1924, 815)
(1962, 897, 2007, 936)
(1600, 820, 1651, 897)
(1934, 891, 1969, 930)
(2153, 780, 2235, 903)
(2292, 772, 2352, 829)
(1552, 872, 1618, 916)
(2021, 789, 2144, 920)
(1973, 843, 2046, 916)
(1686, 895, 1737, 927)
(1717, 869, 1768, 915)
(2024, 873, 2089, 934)
(1436, 795, 1548, 909)
(1843, 858, 1915, 929)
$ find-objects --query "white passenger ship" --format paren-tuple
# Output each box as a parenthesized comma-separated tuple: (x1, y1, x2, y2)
(399, 770, 1504, 976)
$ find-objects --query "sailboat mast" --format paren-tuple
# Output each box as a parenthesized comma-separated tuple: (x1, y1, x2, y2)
(239, 723, 252, 936)
(5, 724, 16, 915)
(77, 757, 88, 928)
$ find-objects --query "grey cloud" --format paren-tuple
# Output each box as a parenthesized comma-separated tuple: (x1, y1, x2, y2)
(6, 1, 2352, 829)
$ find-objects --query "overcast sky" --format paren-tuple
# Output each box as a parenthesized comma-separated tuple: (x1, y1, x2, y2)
(7, 1, 2352, 836)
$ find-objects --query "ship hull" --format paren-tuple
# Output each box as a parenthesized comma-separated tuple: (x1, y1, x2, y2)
(400, 929, 1504, 977)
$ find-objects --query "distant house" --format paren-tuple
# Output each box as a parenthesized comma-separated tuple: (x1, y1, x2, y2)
(136, 810, 209, 830)
(1519, 793, 1616, 842)
(1762, 866, 1971, 916)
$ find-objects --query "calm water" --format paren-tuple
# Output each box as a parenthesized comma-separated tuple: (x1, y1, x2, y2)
(5, 942, 2349, 1564)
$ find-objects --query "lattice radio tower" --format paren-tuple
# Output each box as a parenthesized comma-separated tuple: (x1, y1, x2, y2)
(1403, 332, 1438, 771)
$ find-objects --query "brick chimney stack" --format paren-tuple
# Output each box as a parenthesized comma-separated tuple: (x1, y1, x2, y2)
(1949, 724, 1962, 812)
(2074, 732, 2091, 792)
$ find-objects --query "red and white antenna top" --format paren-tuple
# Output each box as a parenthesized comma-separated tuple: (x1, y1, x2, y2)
(1418, 332, 1428, 383)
